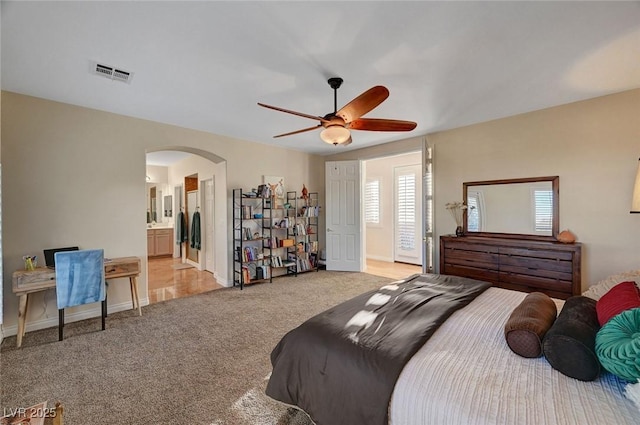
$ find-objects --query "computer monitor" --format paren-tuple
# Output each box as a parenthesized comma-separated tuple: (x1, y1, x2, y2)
(43, 246, 79, 269)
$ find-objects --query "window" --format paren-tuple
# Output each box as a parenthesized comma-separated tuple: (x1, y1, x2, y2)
(397, 172, 416, 251)
(364, 179, 380, 224)
(534, 189, 553, 232)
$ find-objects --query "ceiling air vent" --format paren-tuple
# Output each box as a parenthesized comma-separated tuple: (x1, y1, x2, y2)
(94, 62, 133, 84)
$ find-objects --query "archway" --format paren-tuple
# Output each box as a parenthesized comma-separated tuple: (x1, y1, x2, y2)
(145, 146, 229, 303)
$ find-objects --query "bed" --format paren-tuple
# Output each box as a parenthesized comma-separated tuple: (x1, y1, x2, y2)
(265, 273, 639, 425)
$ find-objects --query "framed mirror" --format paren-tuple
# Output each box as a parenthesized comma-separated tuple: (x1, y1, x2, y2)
(149, 186, 157, 223)
(463, 176, 559, 241)
(164, 195, 173, 217)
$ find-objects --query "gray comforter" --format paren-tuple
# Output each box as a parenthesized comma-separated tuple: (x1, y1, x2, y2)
(265, 273, 491, 425)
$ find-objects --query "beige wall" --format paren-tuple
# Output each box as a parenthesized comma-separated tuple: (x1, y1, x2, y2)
(3, 87, 638, 336)
(429, 89, 640, 289)
(326, 135, 424, 162)
(1, 91, 323, 335)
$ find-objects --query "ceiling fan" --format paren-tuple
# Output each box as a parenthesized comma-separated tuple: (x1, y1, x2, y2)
(258, 78, 417, 146)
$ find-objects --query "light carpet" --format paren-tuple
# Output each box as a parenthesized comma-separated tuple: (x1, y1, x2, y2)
(1, 270, 393, 424)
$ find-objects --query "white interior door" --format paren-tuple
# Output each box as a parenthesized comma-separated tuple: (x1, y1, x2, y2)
(394, 164, 422, 265)
(204, 178, 215, 273)
(325, 160, 362, 272)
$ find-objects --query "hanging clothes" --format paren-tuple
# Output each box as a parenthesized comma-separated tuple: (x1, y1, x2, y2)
(190, 210, 201, 250)
(176, 211, 188, 244)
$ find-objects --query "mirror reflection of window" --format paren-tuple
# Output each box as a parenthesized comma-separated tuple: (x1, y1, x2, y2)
(467, 190, 483, 232)
(533, 189, 553, 233)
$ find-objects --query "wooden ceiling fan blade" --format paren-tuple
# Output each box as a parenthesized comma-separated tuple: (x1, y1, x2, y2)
(258, 103, 330, 124)
(348, 118, 417, 132)
(273, 125, 322, 138)
(336, 86, 389, 123)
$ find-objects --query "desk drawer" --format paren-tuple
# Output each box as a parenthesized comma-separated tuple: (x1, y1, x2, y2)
(105, 257, 141, 278)
(12, 268, 56, 292)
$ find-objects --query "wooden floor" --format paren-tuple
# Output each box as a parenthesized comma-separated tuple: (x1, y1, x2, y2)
(365, 259, 422, 280)
(147, 257, 224, 304)
(147, 257, 422, 304)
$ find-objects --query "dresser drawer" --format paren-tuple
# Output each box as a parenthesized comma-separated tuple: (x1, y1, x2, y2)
(440, 236, 582, 299)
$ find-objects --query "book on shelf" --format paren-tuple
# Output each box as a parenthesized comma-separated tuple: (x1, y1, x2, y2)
(271, 256, 283, 267)
(256, 264, 270, 280)
(241, 266, 251, 283)
(242, 205, 253, 219)
(238, 245, 262, 262)
(274, 217, 290, 228)
(266, 236, 279, 248)
(294, 223, 307, 235)
(257, 184, 271, 198)
(298, 205, 320, 217)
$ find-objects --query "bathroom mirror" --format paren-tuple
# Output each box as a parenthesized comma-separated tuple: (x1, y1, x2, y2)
(149, 186, 157, 223)
(463, 176, 559, 241)
(164, 195, 173, 217)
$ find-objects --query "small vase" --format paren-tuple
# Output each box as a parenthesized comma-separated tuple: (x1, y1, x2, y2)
(455, 226, 464, 237)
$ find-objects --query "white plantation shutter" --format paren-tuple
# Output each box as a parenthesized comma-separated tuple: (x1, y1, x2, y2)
(397, 173, 416, 251)
(364, 180, 380, 224)
(534, 189, 553, 232)
(423, 145, 433, 272)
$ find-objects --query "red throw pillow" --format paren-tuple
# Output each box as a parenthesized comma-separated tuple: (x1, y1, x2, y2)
(596, 281, 640, 326)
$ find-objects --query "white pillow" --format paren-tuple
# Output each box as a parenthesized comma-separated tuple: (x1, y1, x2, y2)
(625, 379, 640, 414)
(582, 270, 640, 300)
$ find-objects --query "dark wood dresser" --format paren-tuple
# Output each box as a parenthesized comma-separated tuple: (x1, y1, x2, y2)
(440, 236, 582, 299)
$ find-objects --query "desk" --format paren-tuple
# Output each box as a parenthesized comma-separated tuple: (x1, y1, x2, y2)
(12, 256, 141, 348)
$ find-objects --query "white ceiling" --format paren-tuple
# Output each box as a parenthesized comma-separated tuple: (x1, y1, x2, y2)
(2, 1, 640, 156)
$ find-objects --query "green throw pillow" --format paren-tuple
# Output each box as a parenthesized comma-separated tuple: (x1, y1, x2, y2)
(596, 307, 640, 382)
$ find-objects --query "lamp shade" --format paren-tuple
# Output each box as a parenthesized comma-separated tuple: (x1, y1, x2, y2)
(320, 125, 351, 145)
(632, 158, 640, 213)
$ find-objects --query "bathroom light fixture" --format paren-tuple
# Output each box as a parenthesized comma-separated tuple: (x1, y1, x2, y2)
(631, 157, 640, 213)
(146, 175, 151, 182)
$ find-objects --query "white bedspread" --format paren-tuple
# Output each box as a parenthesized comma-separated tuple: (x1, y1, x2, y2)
(390, 287, 638, 425)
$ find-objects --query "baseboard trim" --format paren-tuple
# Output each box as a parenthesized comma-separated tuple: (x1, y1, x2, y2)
(214, 273, 231, 287)
(2, 298, 150, 337)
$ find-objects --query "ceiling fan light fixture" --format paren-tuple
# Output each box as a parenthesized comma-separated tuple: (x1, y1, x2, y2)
(321, 125, 351, 145)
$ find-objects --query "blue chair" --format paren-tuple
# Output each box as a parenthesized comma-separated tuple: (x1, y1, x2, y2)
(55, 249, 106, 341)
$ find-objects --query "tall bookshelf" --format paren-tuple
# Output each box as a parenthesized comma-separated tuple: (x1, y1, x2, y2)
(265, 195, 298, 277)
(287, 191, 320, 274)
(232, 188, 272, 289)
